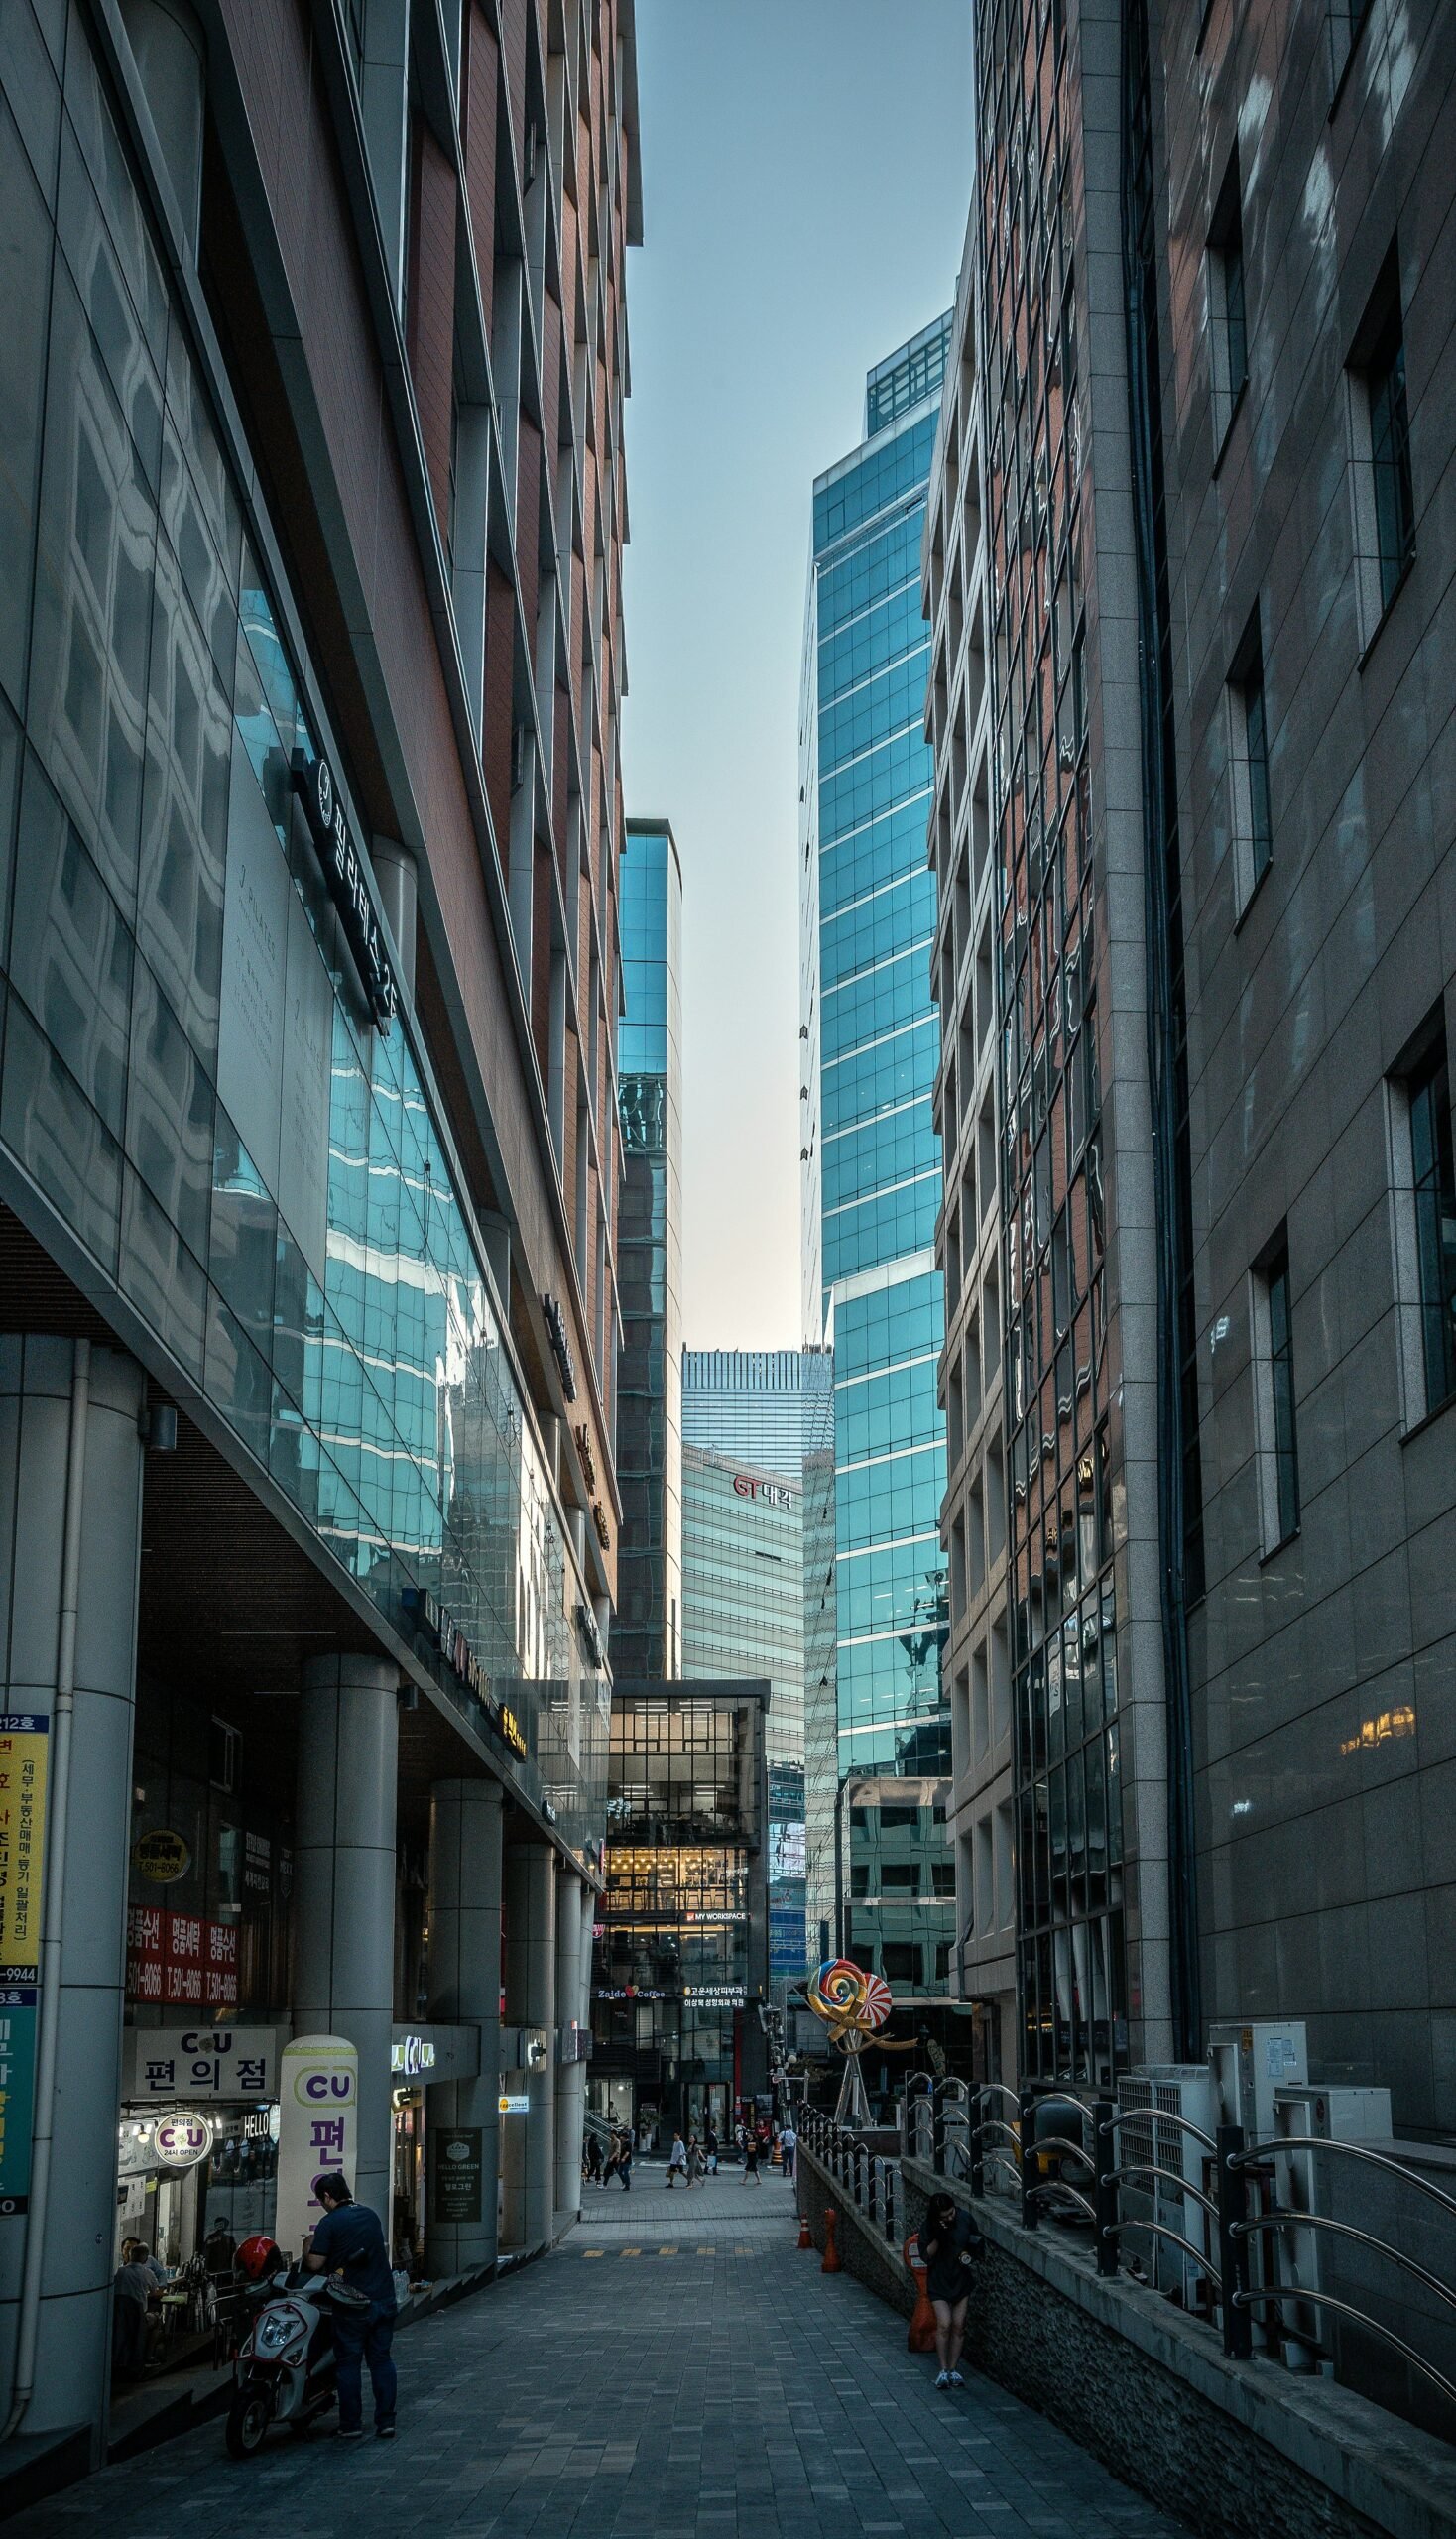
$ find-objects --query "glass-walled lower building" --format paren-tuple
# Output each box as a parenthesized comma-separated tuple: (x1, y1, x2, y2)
(590, 1683, 769, 2139)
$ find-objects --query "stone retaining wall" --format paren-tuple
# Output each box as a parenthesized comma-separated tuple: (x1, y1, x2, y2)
(796, 2144, 1456, 2539)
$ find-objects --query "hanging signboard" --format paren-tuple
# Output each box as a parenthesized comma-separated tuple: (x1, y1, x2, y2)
(152, 2110, 212, 2169)
(0, 1985, 38, 2212)
(130, 2027, 279, 2101)
(274, 2034, 358, 2259)
(0, 1716, 49, 1977)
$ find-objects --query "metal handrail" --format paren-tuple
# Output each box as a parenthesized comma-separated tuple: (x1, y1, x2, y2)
(1031, 2132, 1095, 2169)
(979, 2081, 1024, 2109)
(1235, 2282, 1456, 2411)
(1116, 2220, 1221, 2289)
(1101, 2108, 1217, 2153)
(1229, 2134, 1456, 2226)
(1234, 2208, 1456, 2318)
(980, 2117, 1022, 2148)
(1106, 2162, 1219, 2225)
(1028, 2179, 1097, 2226)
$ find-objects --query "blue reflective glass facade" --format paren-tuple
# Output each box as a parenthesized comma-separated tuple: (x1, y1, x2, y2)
(801, 321, 954, 1997)
(0, 18, 605, 1860)
(614, 821, 682, 1678)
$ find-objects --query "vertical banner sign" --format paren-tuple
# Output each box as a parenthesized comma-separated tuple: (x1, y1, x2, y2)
(431, 2127, 483, 2223)
(0, 1988, 38, 2212)
(0, 1716, 49, 1975)
(0, 1716, 49, 2215)
(273, 2035, 358, 2259)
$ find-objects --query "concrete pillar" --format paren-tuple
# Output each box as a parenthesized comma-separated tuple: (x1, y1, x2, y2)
(502, 1845, 554, 2249)
(553, 1874, 586, 2227)
(0, 1340, 145, 2446)
(425, 1778, 503, 2278)
(294, 1656, 399, 2223)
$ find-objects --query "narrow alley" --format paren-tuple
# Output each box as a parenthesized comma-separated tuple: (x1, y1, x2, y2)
(12, 2179, 1185, 2539)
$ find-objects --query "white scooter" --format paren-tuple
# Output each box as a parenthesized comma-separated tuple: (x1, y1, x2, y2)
(225, 2266, 338, 2457)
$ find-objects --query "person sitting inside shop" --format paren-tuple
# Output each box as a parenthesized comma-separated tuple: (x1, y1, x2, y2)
(303, 2171, 399, 2440)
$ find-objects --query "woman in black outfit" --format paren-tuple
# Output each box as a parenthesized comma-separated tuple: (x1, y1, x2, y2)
(916, 2191, 984, 2388)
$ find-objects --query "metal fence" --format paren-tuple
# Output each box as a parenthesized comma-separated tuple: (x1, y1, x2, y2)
(797, 2107, 901, 2251)
(896, 2076, 1456, 2424)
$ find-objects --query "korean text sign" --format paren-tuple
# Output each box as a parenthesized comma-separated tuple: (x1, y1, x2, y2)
(273, 2034, 358, 2257)
(0, 1717, 49, 1976)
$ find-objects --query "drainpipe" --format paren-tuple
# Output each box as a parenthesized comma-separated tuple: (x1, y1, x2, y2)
(2, 1341, 91, 2440)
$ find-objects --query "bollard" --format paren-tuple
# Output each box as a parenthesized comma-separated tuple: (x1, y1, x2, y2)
(903, 2231, 937, 2352)
(1216, 2123, 1253, 2361)
(822, 2207, 842, 2273)
(797, 2211, 813, 2250)
(1019, 2090, 1039, 2230)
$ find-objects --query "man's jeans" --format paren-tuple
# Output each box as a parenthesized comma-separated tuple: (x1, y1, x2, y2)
(331, 2302, 397, 2431)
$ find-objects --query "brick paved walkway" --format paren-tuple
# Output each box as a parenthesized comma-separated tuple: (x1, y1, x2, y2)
(15, 2172, 1187, 2537)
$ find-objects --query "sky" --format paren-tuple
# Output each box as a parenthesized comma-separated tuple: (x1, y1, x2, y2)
(620, 1, 975, 1354)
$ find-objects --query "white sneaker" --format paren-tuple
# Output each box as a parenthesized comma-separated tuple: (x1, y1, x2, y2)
(949, 2370, 965, 2387)
(934, 2370, 951, 2390)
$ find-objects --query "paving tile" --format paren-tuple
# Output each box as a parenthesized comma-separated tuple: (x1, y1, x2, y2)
(8, 2171, 1188, 2537)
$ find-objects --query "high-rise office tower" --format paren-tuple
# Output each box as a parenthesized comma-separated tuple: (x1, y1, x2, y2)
(800, 319, 956, 2001)
(969, 0, 1456, 2121)
(923, 228, 1011, 2082)
(0, 0, 638, 2459)
(681, 1348, 831, 1990)
(615, 819, 684, 1677)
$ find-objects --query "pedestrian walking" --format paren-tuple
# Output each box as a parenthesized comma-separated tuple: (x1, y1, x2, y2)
(111, 2241, 157, 2378)
(779, 2119, 797, 2181)
(917, 2190, 985, 2390)
(584, 2130, 604, 2187)
(704, 2123, 719, 2175)
(743, 2133, 761, 2184)
(686, 2134, 705, 2187)
(616, 2128, 634, 2191)
(666, 2129, 687, 2187)
(304, 2173, 399, 2439)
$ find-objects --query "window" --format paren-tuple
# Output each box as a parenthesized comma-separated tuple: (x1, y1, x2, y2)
(931, 1861, 956, 1899)
(881, 1943, 920, 1986)
(1348, 250, 1415, 643)
(878, 1802, 918, 1831)
(1208, 152, 1248, 453)
(1389, 1022, 1456, 1425)
(1252, 1235, 1299, 1553)
(850, 1865, 870, 1899)
(882, 1863, 920, 1893)
(1227, 607, 1273, 909)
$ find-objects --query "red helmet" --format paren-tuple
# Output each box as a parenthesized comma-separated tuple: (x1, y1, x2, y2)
(235, 2235, 279, 2282)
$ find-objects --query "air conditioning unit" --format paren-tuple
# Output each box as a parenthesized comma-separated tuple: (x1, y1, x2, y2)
(1208, 2019, 1308, 2144)
(1267, 2084, 1394, 2373)
(1116, 2065, 1217, 2314)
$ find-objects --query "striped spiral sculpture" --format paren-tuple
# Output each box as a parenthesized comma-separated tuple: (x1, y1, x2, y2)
(806, 1956, 893, 2051)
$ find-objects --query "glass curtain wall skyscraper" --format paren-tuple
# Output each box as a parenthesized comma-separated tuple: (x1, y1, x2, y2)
(614, 821, 683, 1679)
(681, 1349, 832, 1990)
(800, 318, 955, 1999)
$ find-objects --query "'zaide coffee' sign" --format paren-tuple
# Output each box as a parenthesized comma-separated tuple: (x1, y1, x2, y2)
(273, 2034, 358, 2258)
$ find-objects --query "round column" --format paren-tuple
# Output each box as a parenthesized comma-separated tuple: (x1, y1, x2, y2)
(0, 1339, 145, 2446)
(501, 1844, 554, 2250)
(425, 1777, 502, 2278)
(552, 1874, 586, 2227)
(294, 1656, 399, 2223)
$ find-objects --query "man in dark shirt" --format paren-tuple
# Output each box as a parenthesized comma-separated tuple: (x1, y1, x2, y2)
(304, 2173, 398, 2440)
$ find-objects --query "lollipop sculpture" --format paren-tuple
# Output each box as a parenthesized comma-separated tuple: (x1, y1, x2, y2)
(806, 1957, 893, 2126)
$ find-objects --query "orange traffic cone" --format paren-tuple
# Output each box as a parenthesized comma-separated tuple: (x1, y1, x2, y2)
(822, 2207, 843, 2273)
(904, 2234, 937, 2352)
(797, 2211, 813, 2249)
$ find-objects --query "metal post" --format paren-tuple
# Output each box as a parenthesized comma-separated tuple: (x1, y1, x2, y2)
(1093, 2098, 1118, 2278)
(969, 2086, 986, 2198)
(1019, 2089, 1039, 2231)
(854, 2140, 864, 2209)
(868, 2154, 879, 2226)
(1216, 2124, 1253, 2361)
(884, 2165, 896, 2244)
(932, 2078, 946, 2175)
